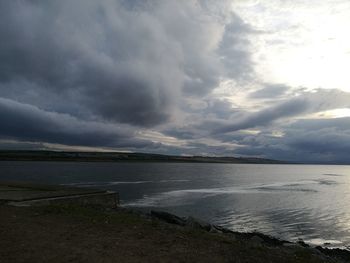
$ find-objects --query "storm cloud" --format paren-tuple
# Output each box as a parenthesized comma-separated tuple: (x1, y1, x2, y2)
(0, 97, 154, 148)
(231, 117, 350, 164)
(209, 89, 349, 133)
(0, 0, 252, 126)
(1, 0, 350, 163)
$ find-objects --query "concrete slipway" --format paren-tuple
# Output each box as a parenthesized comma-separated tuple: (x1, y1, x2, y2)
(0, 182, 118, 208)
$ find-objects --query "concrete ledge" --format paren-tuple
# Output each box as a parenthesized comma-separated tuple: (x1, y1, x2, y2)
(0, 182, 119, 208)
(8, 191, 119, 208)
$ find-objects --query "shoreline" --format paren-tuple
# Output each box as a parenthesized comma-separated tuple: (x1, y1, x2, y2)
(1, 182, 349, 262)
(0, 150, 289, 164)
(125, 207, 350, 254)
(125, 206, 350, 251)
(1, 202, 350, 262)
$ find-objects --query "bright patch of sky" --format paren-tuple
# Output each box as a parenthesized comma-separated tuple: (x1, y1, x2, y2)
(232, 0, 350, 94)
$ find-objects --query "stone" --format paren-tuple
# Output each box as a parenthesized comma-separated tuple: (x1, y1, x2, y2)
(150, 210, 186, 226)
(209, 225, 223, 234)
(185, 216, 211, 231)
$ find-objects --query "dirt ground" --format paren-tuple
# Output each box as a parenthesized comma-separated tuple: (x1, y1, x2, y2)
(0, 205, 339, 263)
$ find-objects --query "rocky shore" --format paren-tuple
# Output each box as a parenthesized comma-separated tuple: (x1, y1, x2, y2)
(127, 208, 350, 262)
(1, 203, 349, 263)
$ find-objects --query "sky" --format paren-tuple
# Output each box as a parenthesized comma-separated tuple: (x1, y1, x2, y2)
(1, 0, 350, 163)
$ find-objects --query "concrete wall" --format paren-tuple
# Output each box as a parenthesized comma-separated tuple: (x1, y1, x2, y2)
(10, 191, 119, 208)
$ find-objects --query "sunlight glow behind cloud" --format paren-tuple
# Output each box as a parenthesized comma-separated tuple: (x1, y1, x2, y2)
(232, 0, 350, 94)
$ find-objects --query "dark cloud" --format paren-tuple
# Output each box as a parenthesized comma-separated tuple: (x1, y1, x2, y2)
(227, 117, 350, 164)
(0, 0, 253, 127)
(283, 118, 350, 163)
(213, 98, 309, 134)
(213, 89, 350, 134)
(1, 1, 349, 164)
(0, 98, 152, 148)
(218, 13, 255, 82)
(0, 0, 182, 126)
(161, 88, 350, 163)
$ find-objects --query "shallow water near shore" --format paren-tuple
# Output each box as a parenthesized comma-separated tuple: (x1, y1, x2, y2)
(1, 161, 350, 249)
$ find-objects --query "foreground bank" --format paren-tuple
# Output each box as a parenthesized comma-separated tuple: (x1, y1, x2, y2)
(0, 204, 349, 263)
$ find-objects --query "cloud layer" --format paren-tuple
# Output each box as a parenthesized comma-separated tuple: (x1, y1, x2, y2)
(1, 0, 350, 163)
(0, 0, 252, 126)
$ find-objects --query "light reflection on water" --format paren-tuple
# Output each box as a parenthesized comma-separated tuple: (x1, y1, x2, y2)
(1, 161, 350, 249)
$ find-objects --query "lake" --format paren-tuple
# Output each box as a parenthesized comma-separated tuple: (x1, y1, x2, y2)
(1, 161, 349, 249)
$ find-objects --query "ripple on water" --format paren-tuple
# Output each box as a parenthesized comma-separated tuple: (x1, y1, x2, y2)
(323, 173, 345, 177)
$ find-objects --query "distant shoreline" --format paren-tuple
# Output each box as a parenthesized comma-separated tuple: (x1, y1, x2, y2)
(0, 150, 289, 164)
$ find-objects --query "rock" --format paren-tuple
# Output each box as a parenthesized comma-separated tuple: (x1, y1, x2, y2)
(309, 248, 324, 256)
(209, 225, 223, 234)
(297, 239, 309, 248)
(283, 242, 299, 248)
(240, 232, 285, 247)
(315, 246, 350, 262)
(185, 216, 211, 231)
(216, 226, 235, 234)
(150, 210, 186, 226)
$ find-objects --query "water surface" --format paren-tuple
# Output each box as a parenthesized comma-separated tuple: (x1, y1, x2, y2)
(1, 161, 349, 248)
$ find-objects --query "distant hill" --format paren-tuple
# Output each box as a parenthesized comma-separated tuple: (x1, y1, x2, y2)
(0, 150, 288, 164)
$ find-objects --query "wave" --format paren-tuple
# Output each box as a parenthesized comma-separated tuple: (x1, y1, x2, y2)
(124, 181, 319, 207)
(315, 179, 338, 185)
(250, 180, 322, 193)
(323, 173, 344, 177)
